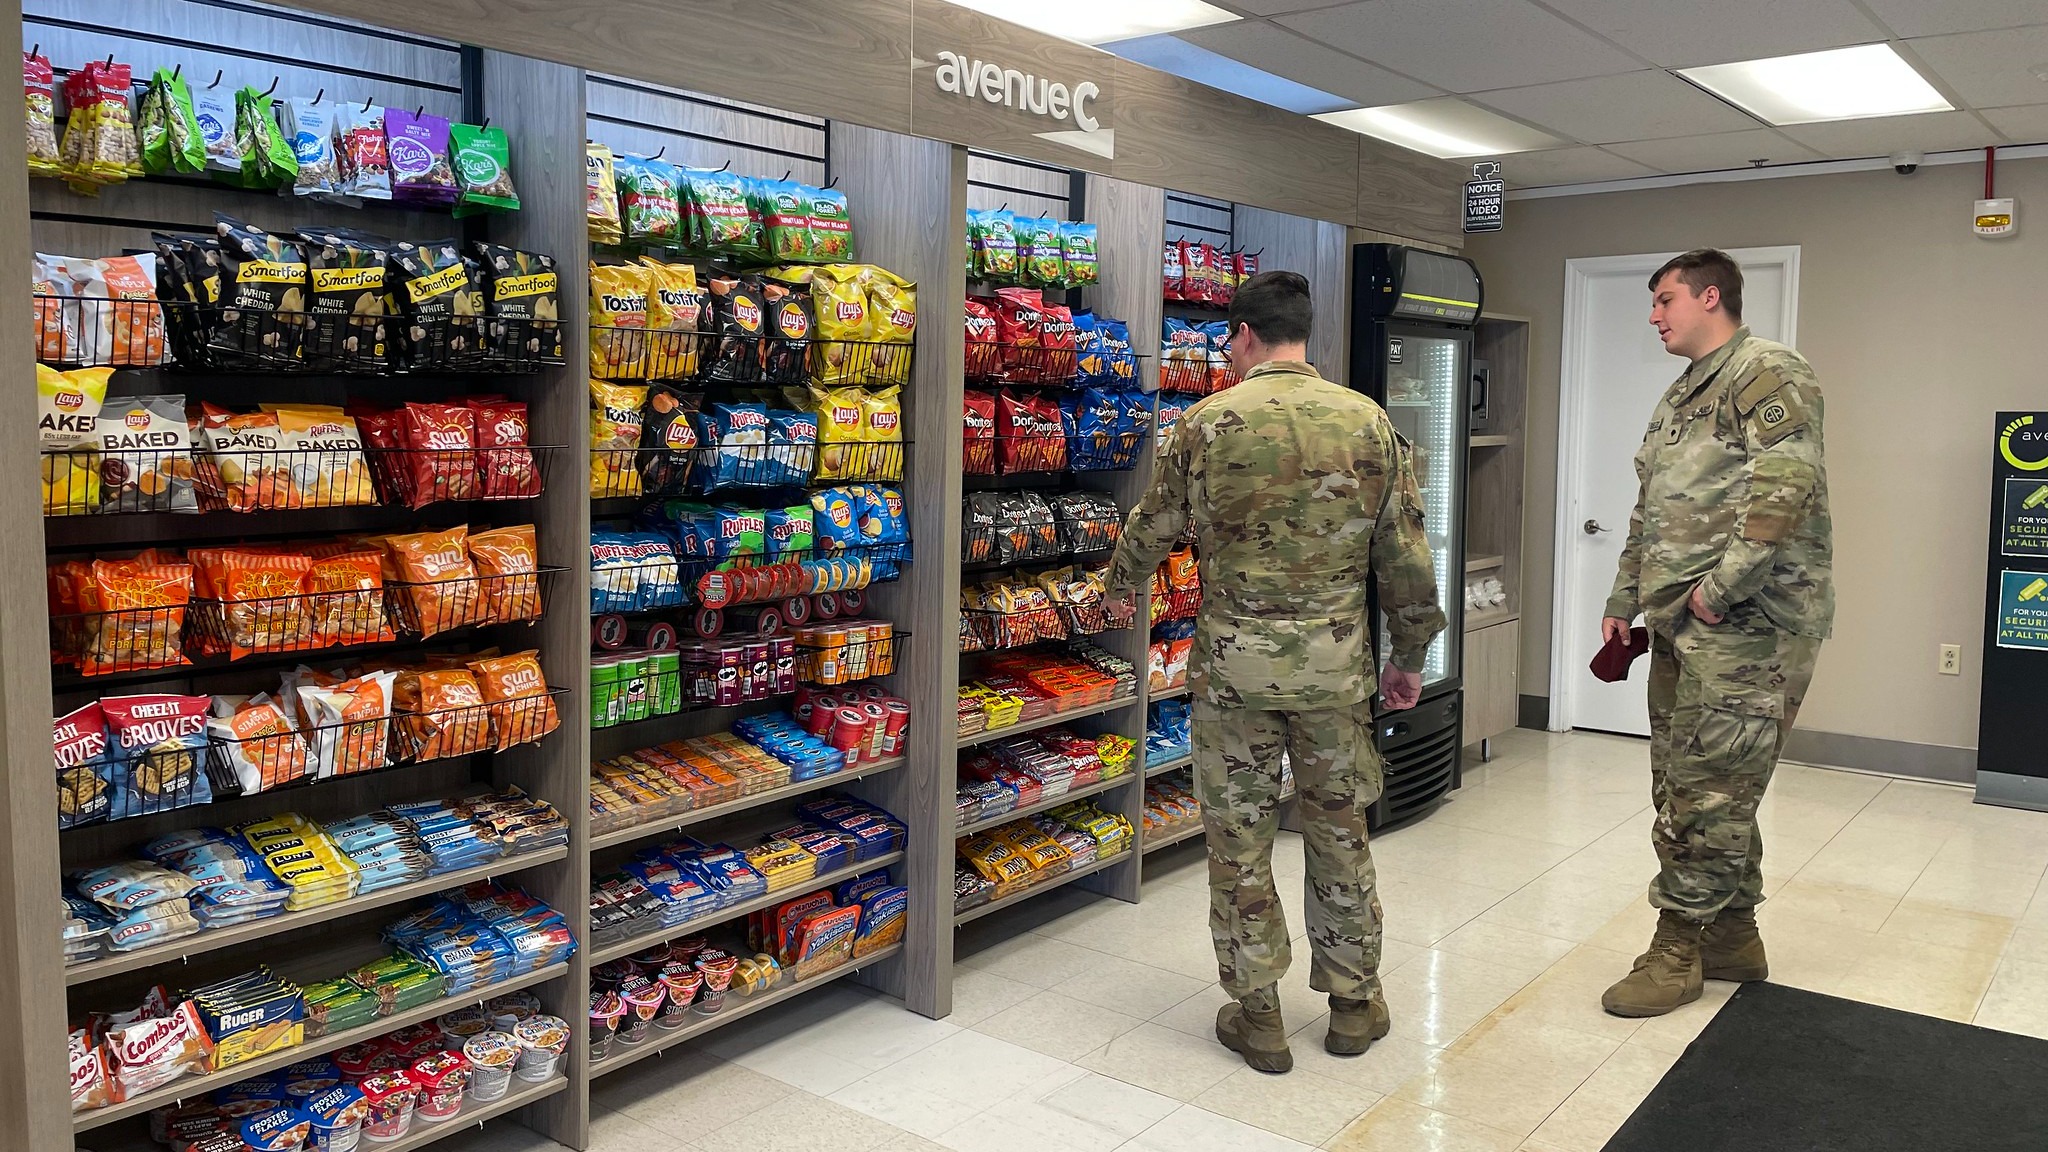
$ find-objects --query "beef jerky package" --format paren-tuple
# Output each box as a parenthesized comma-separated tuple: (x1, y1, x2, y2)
(761, 278, 814, 385)
(210, 214, 310, 368)
(704, 274, 769, 383)
(474, 244, 562, 363)
(298, 228, 392, 372)
(391, 239, 484, 369)
(637, 384, 702, 496)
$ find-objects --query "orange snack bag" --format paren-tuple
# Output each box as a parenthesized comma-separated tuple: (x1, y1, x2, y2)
(193, 404, 290, 512)
(301, 670, 396, 778)
(80, 557, 192, 675)
(466, 524, 541, 624)
(48, 559, 92, 665)
(467, 649, 558, 751)
(395, 667, 491, 762)
(210, 694, 311, 792)
(306, 549, 393, 647)
(381, 526, 484, 638)
(217, 549, 314, 659)
(78, 255, 165, 367)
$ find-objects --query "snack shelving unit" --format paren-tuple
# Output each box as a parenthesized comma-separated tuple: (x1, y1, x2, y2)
(0, 3, 1459, 1146)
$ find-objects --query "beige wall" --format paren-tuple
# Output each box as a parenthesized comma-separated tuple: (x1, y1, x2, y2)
(1465, 156, 2048, 753)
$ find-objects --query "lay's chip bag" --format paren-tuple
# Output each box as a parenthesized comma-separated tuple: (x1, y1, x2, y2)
(862, 266, 917, 386)
(810, 265, 869, 386)
(809, 383, 869, 482)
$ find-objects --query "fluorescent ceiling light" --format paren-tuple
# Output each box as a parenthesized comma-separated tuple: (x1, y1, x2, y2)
(1103, 33, 1355, 115)
(1679, 44, 1951, 125)
(937, 0, 1239, 45)
(1315, 98, 1565, 158)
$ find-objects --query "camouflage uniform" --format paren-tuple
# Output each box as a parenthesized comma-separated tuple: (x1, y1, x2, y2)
(1109, 360, 1445, 1008)
(1606, 326, 1832, 923)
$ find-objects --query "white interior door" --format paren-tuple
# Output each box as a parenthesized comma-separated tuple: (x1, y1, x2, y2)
(1552, 247, 1800, 735)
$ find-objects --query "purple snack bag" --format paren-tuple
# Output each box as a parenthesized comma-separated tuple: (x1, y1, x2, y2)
(384, 108, 459, 205)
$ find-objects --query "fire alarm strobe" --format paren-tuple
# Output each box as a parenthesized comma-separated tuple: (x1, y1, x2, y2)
(1975, 197, 2019, 238)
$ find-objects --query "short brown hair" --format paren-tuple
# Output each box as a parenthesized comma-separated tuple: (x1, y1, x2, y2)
(1649, 249, 1743, 321)
(1228, 270, 1313, 346)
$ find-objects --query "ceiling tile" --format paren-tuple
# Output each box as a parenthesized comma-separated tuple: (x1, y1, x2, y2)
(1181, 19, 1440, 105)
(1861, 0, 2048, 38)
(1277, 0, 1640, 91)
(1606, 129, 1827, 173)
(1214, 0, 1353, 14)
(1981, 104, 2048, 143)
(1471, 70, 1758, 143)
(1538, 0, 1886, 68)
(1908, 26, 2048, 108)
(1487, 145, 1660, 187)
(1777, 110, 2007, 158)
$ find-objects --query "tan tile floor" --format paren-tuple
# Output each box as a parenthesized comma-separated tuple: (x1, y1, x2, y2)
(435, 730, 2048, 1151)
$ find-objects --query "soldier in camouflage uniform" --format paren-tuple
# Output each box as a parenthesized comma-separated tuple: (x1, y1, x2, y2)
(1601, 249, 1832, 1018)
(1108, 271, 1445, 1072)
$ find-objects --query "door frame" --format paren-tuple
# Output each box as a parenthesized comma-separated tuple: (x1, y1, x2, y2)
(1548, 245, 1802, 732)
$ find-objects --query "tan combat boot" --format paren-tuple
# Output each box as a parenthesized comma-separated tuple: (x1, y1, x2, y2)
(1700, 907, 1768, 982)
(1216, 1001, 1293, 1073)
(1325, 995, 1390, 1056)
(1601, 910, 1704, 1018)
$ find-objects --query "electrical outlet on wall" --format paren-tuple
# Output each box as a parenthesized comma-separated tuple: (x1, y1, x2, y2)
(1939, 643, 1962, 676)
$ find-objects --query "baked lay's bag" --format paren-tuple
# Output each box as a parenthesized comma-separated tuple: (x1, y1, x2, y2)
(588, 262, 649, 379)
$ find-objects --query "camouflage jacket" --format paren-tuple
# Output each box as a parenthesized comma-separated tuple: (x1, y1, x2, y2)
(1108, 360, 1446, 710)
(1606, 326, 1834, 639)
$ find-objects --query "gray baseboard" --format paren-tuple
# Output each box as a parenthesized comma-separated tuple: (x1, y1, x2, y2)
(1518, 695, 1550, 731)
(1783, 728, 1975, 785)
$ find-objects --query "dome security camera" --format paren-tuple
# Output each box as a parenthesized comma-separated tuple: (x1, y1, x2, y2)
(1891, 150, 1923, 174)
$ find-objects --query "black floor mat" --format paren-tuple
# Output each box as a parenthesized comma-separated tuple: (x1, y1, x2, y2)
(1604, 981, 2048, 1152)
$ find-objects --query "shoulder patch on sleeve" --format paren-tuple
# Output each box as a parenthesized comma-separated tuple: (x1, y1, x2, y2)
(1736, 368, 1787, 415)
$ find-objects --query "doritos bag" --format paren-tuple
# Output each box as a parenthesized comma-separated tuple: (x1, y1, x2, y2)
(964, 296, 1002, 380)
(993, 287, 1045, 382)
(1162, 241, 1185, 301)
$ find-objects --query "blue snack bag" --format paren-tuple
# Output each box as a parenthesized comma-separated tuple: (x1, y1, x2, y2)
(768, 410, 817, 485)
(589, 530, 642, 614)
(626, 532, 682, 609)
(1072, 311, 1104, 386)
(1097, 317, 1138, 387)
(1063, 388, 1123, 472)
(764, 504, 816, 562)
(857, 485, 910, 580)
(811, 486, 866, 551)
(698, 402, 774, 491)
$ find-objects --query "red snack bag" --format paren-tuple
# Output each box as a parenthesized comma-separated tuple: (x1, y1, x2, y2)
(1038, 303, 1077, 383)
(468, 397, 538, 499)
(1162, 241, 1184, 301)
(1236, 249, 1260, 284)
(996, 391, 1066, 474)
(963, 390, 997, 476)
(350, 404, 411, 507)
(992, 287, 1045, 382)
(400, 402, 479, 507)
(1182, 242, 1212, 305)
(963, 296, 1002, 380)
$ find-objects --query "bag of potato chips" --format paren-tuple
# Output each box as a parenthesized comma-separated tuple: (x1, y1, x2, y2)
(589, 262, 650, 380)
(810, 266, 869, 386)
(587, 142, 622, 245)
(211, 214, 308, 367)
(640, 259, 702, 380)
(862, 267, 916, 386)
(589, 380, 649, 498)
(97, 394, 198, 513)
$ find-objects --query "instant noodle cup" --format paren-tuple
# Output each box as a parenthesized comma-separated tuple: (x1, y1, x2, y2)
(357, 1070, 418, 1143)
(437, 1006, 491, 1040)
(512, 1015, 569, 1082)
(462, 1033, 518, 1102)
(588, 262, 649, 379)
(486, 991, 542, 1022)
(658, 963, 703, 1028)
(617, 977, 664, 1044)
(409, 1051, 470, 1123)
(694, 950, 740, 1015)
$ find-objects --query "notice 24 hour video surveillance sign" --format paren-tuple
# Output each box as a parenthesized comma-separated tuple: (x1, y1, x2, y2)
(1465, 162, 1504, 234)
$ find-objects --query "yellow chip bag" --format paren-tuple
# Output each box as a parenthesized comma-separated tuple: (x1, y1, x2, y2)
(590, 380, 649, 498)
(861, 386, 904, 481)
(39, 364, 108, 451)
(42, 447, 100, 516)
(587, 142, 622, 245)
(862, 267, 917, 386)
(810, 265, 869, 386)
(641, 258, 703, 380)
(589, 261, 649, 380)
(809, 383, 869, 481)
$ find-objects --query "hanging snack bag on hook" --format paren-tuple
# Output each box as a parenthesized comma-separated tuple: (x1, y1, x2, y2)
(282, 96, 340, 197)
(680, 165, 752, 252)
(1018, 216, 1065, 288)
(1060, 222, 1099, 288)
(616, 152, 683, 244)
(137, 67, 203, 177)
(450, 121, 519, 215)
(807, 183, 854, 262)
(762, 179, 812, 263)
(24, 50, 59, 177)
(333, 102, 392, 200)
(233, 83, 297, 191)
(586, 142, 622, 245)
(969, 208, 1018, 282)
(386, 107, 459, 206)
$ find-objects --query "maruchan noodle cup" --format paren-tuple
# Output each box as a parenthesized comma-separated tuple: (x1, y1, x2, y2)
(463, 1033, 519, 1103)
(513, 1015, 569, 1082)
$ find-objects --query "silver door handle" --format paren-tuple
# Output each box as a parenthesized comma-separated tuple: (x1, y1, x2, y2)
(1584, 520, 1608, 535)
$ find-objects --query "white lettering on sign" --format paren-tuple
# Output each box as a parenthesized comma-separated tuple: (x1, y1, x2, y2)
(934, 51, 1102, 133)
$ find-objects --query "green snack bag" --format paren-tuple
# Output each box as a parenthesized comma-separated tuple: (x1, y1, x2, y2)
(1060, 221, 1099, 288)
(450, 121, 520, 215)
(1020, 215, 1065, 287)
(615, 153, 682, 243)
(685, 167, 753, 252)
(730, 176, 770, 261)
(136, 72, 170, 174)
(972, 208, 1019, 281)
(233, 85, 296, 190)
(807, 184, 854, 263)
(763, 179, 811, 263)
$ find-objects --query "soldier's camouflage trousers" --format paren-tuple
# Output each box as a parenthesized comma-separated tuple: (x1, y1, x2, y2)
(1193, 698, 1386, 1009)
(1647, 603, 1820, 922)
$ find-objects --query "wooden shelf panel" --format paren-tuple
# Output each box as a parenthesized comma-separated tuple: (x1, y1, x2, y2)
(956, 772, 1139, 839)
(1465, 608, 1521, 631)
(1145, 754, 1193, 779)
(1469, 435, 1514, 448)
(590, 757, 907, 854)
(953, 848, 1133, 927)
(1466, 554, 1504, 573)
(65, 847, 569, 987)
(588, 942, 903, 1078)
(1143, 822, 1204, 853)
(1149, 684, 1189, 703)
(957, 693, 1139, 749)
(589, 852, 904, 965)
(72, 964, 569, 1132)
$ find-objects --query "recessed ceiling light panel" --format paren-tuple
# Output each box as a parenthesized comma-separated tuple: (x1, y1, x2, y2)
(937, 0, 1240, 45)
(1314, 98, 1566, 158)
(1679, 44, 1952, 125)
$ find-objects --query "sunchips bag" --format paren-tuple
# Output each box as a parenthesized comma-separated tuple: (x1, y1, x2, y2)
(641, 259, 702, 380)
(589, 262, 650, 379)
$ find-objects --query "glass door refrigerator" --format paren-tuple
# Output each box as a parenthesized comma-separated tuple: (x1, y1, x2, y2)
(1349, 244, 1483, 828)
